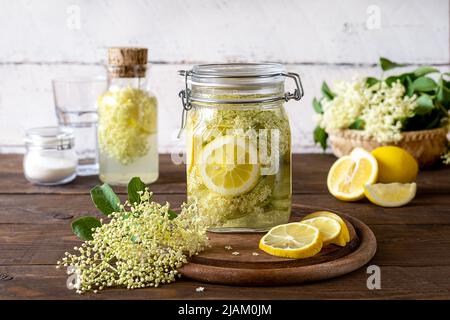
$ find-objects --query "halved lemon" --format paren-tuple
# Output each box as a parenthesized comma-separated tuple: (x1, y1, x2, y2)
(327, 148, 378, 201)
(363, 182, 416, 207)
(198, 135, 260, 196)
(300, 217, 341, 246)
(302, 211, 350, 246)
(259, 223, 323, 259)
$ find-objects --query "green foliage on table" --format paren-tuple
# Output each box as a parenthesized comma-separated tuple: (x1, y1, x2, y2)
(71, 216, 102, 241)
(90, 183, 121, 216)
(127, 177, 147, 205)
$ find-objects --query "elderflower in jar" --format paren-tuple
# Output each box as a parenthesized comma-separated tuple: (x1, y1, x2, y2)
(178, 63, 304, 232)
(97, 48, 158, 185)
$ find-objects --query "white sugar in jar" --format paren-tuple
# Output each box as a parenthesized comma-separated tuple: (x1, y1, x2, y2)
(23, 127, 77, 185)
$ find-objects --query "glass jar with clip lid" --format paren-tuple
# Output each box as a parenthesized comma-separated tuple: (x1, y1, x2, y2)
(178, 63, 304, 232)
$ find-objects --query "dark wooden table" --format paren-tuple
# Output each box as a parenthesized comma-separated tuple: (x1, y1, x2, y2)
(1, 154, 449, 299)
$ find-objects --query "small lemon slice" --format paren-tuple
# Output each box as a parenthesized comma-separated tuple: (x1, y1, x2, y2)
(259, 223, 323, 259)
(327, 148, 378, 201)
(199, 135, 260, 196)
(300, 217, 341, 246)
(302, 211, 350, 246)
(364, 182, 416, 207)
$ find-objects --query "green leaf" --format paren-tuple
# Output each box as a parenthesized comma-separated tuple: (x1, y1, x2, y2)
(312, 98, 323, 114)
(380, 57, 406, 71)
(365, 77, 379, 87)
(414, 94, 435, 115)
(127, 177, 147, 205)
(385, 75, 401, 86)
(167, 209, 178, 220)
(71, 216, 102, 240)
(321, 82, 335, 100)
(405, 75, 414, 97)
(411, 77, 437, 93)
(349, 118, 364, 130)
(437, 78, 450, 109)
(385, 72, 412, 87)
(313, 126, 328, 151)
(90, 183, 121, 216)
(413, 66, 439, 77)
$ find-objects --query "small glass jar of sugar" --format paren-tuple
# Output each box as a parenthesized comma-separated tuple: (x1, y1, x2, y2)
(23, 127, 77, 185)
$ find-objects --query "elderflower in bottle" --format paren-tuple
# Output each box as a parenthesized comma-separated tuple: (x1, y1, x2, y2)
(97, 47, 158, 185)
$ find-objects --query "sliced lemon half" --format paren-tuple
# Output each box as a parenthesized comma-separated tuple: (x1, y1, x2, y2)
(259, 223, 323, 259)
(364, 182, 416, 207)
(199, 135, 260, 197)
(302, 211, 350, 246)
(300, 217, 341, 246)
(327, 147, 378, 201)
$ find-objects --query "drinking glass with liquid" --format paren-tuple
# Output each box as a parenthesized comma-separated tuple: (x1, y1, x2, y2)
(52, 77, 107, 176)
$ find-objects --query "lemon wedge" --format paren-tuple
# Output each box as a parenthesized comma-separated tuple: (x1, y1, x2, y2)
(259, 223, 323, 259)
(302, 211, 349, 246)
(363, 182, 416, 207)
(199, 135, 260, 196)
(300, 217, 341, 246)
(327, 148, 378, 201)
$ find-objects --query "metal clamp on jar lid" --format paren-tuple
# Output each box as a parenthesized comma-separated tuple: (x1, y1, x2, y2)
(177, 63, 304, 136)
(25, 126, 75, 150)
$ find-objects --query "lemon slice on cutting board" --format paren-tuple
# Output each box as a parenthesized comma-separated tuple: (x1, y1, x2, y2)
(300, 217, 341, 246)
(364, 182, 416, 207)
(199, 135, 260, 197)
(327, 148, 378, 201)
(259, 223, 323, 259)
(301, 211, 350, 246)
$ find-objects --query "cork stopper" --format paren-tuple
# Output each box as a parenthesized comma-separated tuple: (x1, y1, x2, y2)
(108, 47, 148, 78)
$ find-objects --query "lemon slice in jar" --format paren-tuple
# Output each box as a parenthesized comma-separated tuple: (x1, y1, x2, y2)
(199, 135, 260, 197)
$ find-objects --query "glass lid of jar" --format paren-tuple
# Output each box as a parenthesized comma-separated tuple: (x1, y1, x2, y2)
(25, 126, 74, 150)
(190, 63, 286, 86)
(177, 63, 304, 137)
(179, 63, 303, 106)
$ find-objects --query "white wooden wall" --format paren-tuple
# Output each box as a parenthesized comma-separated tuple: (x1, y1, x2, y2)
(0, 0, 448, 153)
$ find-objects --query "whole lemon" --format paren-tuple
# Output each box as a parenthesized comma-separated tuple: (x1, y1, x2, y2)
(371, 146, 418, 183)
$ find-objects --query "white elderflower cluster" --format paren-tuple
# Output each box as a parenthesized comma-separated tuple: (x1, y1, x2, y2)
(320, 79, 369, 130)
(57, 191, 208, 294)
(319, 79, 417, 143)
(442, 149, 450, 165)
(360, 81, 416, 143)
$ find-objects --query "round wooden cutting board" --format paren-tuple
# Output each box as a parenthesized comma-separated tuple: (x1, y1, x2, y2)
(180, 204, 377, 286)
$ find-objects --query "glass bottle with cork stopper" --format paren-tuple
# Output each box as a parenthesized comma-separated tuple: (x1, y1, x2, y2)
(97, 47, 158, 185)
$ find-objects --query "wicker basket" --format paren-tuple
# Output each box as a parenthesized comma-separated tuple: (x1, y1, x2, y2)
(328, 128, 448, 167)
